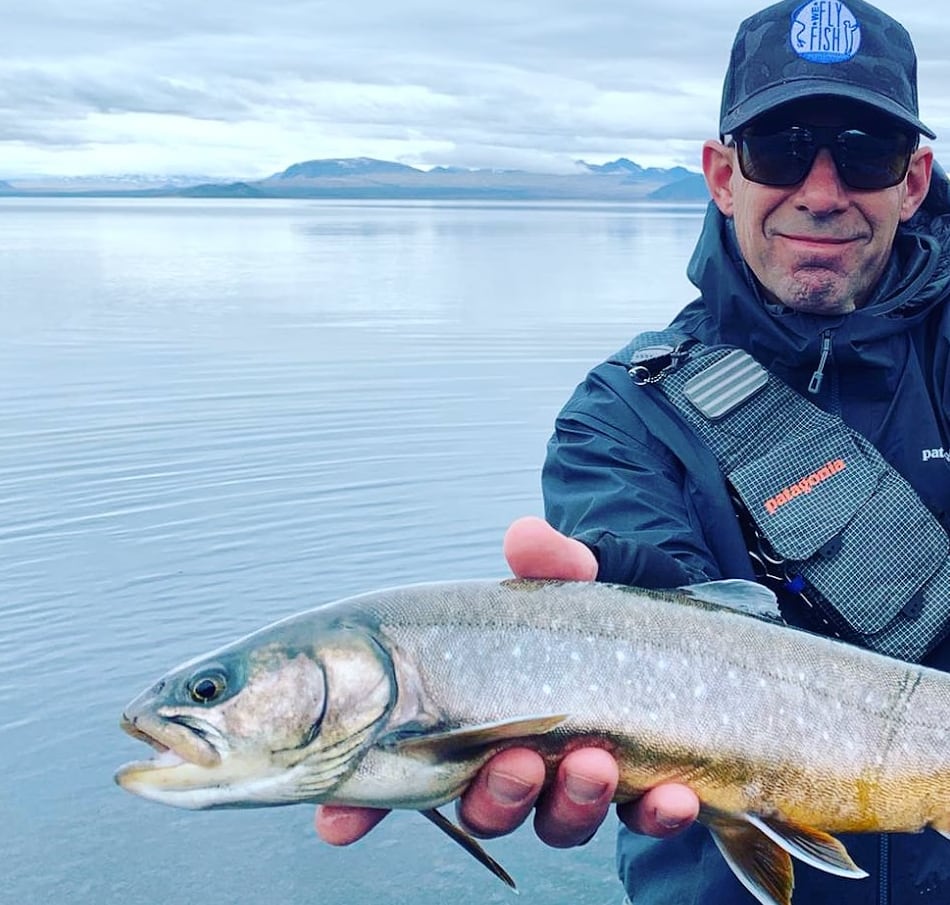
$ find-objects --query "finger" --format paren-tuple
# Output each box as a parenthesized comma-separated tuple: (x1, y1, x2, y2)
(315, 805, 390, 845)
(533, 747, 618, 848)
(503, 516, 598, 581)
(617, 783, 699, 837)
(457, 747, 546, 838)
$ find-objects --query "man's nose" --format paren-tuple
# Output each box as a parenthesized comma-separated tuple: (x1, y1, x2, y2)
(792, 148, 850, 212)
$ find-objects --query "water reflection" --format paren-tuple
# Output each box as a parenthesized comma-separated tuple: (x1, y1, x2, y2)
(0, 198, 702, 904)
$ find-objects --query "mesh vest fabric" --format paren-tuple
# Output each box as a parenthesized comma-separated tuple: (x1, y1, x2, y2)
(629, 332, 950, 662)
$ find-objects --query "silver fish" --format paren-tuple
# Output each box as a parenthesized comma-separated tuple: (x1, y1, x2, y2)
(115, 578, 950, 905)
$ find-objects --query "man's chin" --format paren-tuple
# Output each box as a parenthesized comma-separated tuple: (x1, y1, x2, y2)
(773, 272, 857, 315)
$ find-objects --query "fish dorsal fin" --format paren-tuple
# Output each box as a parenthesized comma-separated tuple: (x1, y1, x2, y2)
(679, 579, 783, 622)
(420, 809, 517, 890)
(746, 814, 868, 878)
(380, 714, 567, 754)
(706, 814, 794, 905)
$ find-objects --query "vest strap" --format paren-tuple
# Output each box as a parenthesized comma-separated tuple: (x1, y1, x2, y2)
(627, 331, 950, 662)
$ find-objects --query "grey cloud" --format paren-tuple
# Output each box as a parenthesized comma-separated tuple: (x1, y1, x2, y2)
(1, 0, 946, 173)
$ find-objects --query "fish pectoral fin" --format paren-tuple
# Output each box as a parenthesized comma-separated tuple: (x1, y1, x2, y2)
(420, 809, 517, 890)
(381, 714, 568, 754)
(706, 814, 794, 905)
(679, 579, 783, 623)
(746, 813, 868, 878)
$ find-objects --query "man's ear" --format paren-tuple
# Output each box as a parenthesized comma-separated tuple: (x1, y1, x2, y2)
(900, 146, 934, 222)
(702, 140, 736, 216)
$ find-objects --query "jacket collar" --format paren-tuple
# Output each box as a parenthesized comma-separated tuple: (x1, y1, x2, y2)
(686, 198, 950, 340)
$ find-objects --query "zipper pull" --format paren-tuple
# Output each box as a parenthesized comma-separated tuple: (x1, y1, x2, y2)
(808, 330, 833, 394)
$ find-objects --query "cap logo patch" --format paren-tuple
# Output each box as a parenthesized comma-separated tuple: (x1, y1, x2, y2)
(791, 1, 862, 64)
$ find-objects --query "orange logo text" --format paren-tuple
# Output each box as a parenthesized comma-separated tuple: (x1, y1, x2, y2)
(763, 459, 846, 515)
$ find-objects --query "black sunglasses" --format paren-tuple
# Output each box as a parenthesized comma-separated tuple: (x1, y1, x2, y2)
(729, 123, 918, 191)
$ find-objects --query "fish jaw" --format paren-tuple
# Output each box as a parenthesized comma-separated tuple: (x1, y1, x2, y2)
(115, 752, 224, 809)
(114, 713, 299, 809)
(114, 758, 293, 809)
(115, 710, 234, 807)
(119, 712, 221, 767)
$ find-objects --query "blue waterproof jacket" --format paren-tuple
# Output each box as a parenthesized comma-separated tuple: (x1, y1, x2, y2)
(541, 182, 950, 904)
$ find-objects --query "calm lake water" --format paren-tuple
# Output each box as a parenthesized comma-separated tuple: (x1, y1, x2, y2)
(0, 197, 703, 904)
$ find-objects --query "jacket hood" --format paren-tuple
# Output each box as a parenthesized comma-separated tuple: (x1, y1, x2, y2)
(680, 169, 950, 379)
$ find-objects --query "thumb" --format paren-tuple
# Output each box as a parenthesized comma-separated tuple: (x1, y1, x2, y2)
(503, 516, 598, 581)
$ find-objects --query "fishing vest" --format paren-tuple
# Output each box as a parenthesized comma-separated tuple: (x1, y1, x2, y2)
(625, 331, 950, 663)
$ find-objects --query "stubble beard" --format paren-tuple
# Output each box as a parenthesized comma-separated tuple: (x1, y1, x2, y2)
(778, 267, 858, 314)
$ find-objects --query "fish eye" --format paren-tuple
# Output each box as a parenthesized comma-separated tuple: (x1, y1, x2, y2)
(187, 670, 227, 704)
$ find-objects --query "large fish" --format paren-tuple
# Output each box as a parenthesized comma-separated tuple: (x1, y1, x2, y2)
(115, 578, 950, 905)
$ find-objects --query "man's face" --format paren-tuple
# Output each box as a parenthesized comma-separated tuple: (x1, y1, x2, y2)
(703, 101, 933, 314)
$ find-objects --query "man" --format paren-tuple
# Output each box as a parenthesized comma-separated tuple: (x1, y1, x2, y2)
(318, 0, 950, 901)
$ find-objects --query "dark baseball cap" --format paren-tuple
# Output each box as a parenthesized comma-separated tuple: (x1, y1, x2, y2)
(720, 0, 936, 139)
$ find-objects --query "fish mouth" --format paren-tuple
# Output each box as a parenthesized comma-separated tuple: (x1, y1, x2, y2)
(115, 712, 222, 790)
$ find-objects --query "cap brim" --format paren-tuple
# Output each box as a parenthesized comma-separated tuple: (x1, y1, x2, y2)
(720, 79, 936, 139)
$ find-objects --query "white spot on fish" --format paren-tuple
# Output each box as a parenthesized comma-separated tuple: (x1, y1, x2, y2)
(570, 651, 581, 662)
(615, 650, 626, 664)
(542, 684, 552, 696)
(443, 652, 453, 662)
(512, 645, 521, 658)
(588, 684, 599, 693)
(693, 684, 707, 699)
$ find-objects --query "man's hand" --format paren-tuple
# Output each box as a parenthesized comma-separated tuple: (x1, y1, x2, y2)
(315, 516, 700, 847)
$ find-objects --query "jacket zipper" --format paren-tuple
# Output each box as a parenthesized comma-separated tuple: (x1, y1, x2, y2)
(808, 329, 834, 394)
(879, 835, 889, 905)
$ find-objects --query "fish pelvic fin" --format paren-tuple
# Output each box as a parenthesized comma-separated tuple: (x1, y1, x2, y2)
(706, 815, 794, 905)
(380, 714, 567, 755)
(745, 814, 868, 879)
(420, 809, 517, 891)
(706, 811, 869, 905)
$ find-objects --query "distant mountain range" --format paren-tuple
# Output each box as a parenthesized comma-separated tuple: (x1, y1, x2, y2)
(0, 157, 710, 203)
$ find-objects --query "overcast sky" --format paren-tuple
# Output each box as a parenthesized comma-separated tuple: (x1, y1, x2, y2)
(2, 0, 948, 178)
